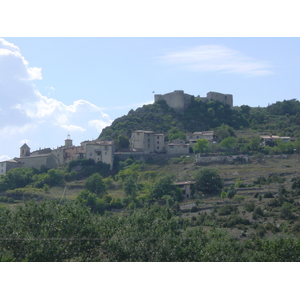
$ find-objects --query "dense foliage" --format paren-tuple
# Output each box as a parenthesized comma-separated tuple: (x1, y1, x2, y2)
(99, 99, 248, 143)
(1, 201, 300, 262)
(2, 98, 300, 261)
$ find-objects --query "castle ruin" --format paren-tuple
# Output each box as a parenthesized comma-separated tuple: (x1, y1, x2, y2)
(154, 90, 233, 113)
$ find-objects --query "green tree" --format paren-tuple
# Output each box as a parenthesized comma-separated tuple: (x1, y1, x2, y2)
(219, 136, 237, 150)
(248, 136, 261, 151)
(116, 134, 130, 149)
(214, 125, 235, 141)
(193, 139, 209, 154)
(195, 168, 224, 194)
(84, 173, 107, 197)
(123, 176, 137, 197)
(150, 176, 183, 201)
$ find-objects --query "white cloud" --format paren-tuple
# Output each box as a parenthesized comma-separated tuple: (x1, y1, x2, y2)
(0, 38, 113, 158)
(88, 119, 111, 132)
(0, 39, 42, 81)
(61, 124, 86, 132)
(158, 45, 273, 76)
(0, 155, 11, 161)
(0, 124, 37, 137)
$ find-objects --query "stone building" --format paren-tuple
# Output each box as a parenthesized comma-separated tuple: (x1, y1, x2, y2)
(187, 131, 215, 144)
(202, 92, 233, 107)
(165, 143, 190, 155)
(130, 130, 165, 153)
(260, 135, 291, 147)
(173, 181, 196, 199)
(0, 159, 23, 176)
(154, 90, 192, 113)
(154, 90, 233, 113)
(0, 136, 115, 175)
(80, 140, 115, 169)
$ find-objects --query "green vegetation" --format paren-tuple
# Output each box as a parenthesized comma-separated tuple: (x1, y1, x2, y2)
(2, 98, 300, 261)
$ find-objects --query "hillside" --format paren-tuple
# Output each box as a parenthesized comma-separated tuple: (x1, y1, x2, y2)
(99, 98, 249, 141)
(99, 98, 300, 146)
(1, 98, 300, 261)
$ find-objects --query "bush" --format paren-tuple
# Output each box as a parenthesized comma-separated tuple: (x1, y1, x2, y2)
(226, 185, 236, 199)
(244, 201, 255, 212)
(264, 191, 274, 198)
(233, 194, 245, 203)
(190, 206, 198, 213)
(84, 173, 107, 197)
(219, 205, 237, 216)
(195, 168, 224, 194)
(280, 202, 293, 219)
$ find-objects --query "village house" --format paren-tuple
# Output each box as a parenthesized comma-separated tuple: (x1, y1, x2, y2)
(130, 130, 165, 153)
(173, 181, 196, 199)
(187, 131, 214, 144)
(165, 138, 190, 155)
(260, 135, 291, 147)
(0, 159, 23, 176)
(0, 136, 115, 175)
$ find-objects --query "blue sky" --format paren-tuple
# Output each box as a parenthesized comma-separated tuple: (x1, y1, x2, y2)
(0, 37, 299, 161)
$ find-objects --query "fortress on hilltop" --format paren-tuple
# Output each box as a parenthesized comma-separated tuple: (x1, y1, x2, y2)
(154, 90, 233, 113)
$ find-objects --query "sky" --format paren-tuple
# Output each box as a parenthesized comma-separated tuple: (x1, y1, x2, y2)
(0, 0, 299, 162)
(0, 37, 299, 161)
(1, 1, 299, 295)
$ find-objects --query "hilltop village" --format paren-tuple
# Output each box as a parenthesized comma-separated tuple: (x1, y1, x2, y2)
(1, 89, 291, 176)
(1, 90, 232, 175)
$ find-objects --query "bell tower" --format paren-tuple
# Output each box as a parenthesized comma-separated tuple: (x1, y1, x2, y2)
(20, 143, 30, 157)
(64, 133, 73, 148)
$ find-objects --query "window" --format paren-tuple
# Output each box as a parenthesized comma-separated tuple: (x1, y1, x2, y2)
(157, 136, 159, 139)
(157, 146, 159, 149)
(157, 141, 159, 144)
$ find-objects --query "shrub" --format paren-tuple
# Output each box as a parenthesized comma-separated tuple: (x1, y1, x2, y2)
(233, 194, 245, 203)
(226, 186, 236, 199)
(244, 201, 255, 212)
(219, 205, 237, 216)
(264, 191, 274, 198)
(190, 206, 198, 213)
(84, 173, 107, 197)
(195, 168, 224, 194)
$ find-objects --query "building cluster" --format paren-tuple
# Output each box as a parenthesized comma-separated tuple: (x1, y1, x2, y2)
(154, 90, 233, 113)
(0, 135, 115, 176)
(0, 130, 216, 176)
(129, 130, 214, 155)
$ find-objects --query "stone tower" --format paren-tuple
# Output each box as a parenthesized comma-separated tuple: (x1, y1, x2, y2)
(154, 90, 192, 113)
(64, 133, 73, 148)
(20, 143, 30, 157)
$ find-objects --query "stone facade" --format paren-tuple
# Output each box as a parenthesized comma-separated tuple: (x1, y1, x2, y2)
(81, 140, 115, 169)
(260, 135, 291, 147)
(0, 159, 23, 176)
(173, 181, 196, 199)
(188, 131, 214, 144)
(130, 130, 165, 153)
(17, 153, 59, 170)
(155, 90, 233, 113)
(165, 142, 189, 155)
(0, 136, 115, 175)
(154, 90, 192, 113)
(205, 92, 233, 107)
